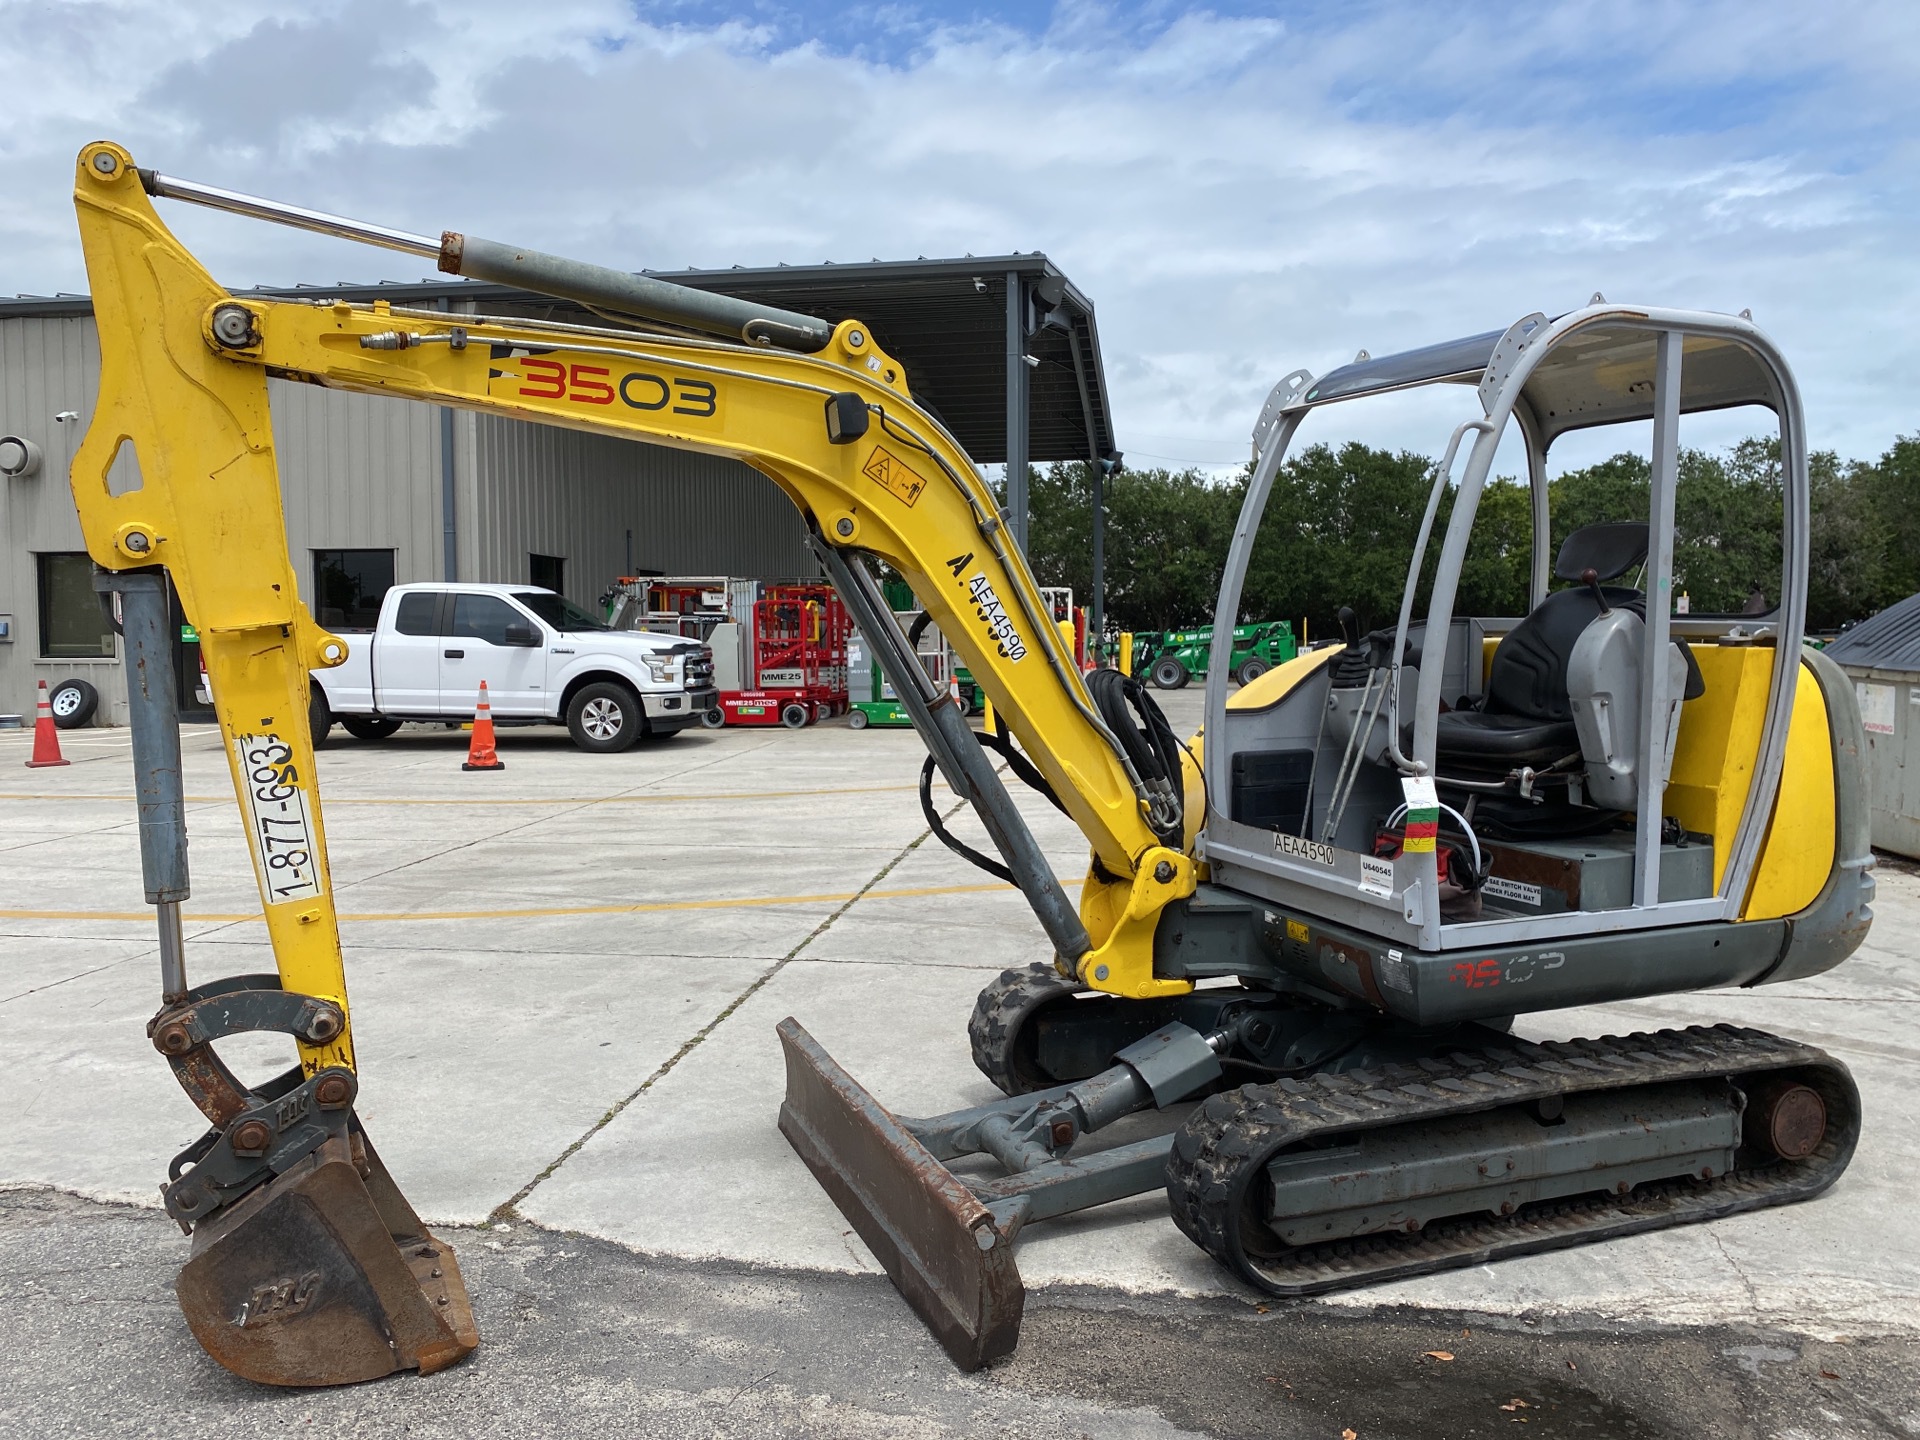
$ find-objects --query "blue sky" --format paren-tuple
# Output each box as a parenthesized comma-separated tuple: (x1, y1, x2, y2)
(2, 0, 1915, 470)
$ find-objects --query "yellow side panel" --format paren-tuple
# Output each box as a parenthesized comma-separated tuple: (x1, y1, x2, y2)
(1665, 647, 1773, 891)
(1227, 646, 1334, 711)
(1743, 660, 1835, 919)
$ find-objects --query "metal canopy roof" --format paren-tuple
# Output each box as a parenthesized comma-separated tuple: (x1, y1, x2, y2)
(1299, 312, 1784, 448)
(1825, 591, 1920, 677)
(0, 254, 1116, 468)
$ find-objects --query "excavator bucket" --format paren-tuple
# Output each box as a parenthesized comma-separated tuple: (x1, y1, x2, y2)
(176, 1130, 476, 1387)
(776, 1018, 1026, 1370)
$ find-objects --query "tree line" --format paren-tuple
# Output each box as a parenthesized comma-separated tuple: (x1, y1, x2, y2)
(1022, 434, 1920, 637)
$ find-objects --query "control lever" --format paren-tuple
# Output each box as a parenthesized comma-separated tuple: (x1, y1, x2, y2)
(1582, 567, 1612, 615)
(1338, 605, 1361, 649)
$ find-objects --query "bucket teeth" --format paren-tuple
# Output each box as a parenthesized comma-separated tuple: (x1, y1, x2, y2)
(776, 1017, 1024, 1370)
(176, 1130, 476, 1386)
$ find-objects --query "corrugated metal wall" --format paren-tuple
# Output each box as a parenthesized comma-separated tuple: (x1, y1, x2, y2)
(0, 312, 453, 724)
(0, 316, 129, 722)
(467, 416, 815, 605)
(271, 379, 445, 584)
(0, 311, 813, 723)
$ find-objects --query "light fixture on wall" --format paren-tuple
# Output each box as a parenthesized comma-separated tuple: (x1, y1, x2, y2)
(0, 436, 42, 478)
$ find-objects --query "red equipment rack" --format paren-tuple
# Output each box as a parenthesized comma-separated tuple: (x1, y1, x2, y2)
(716, 583, 851, 728)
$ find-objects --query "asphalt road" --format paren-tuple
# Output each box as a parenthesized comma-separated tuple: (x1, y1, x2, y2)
(3, 1187, 1914, 1439)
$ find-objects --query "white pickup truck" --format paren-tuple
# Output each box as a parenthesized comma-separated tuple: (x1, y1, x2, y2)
(307, 583, 716, 752)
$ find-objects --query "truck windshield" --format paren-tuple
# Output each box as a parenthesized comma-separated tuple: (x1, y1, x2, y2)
(511, 591, 610, 632)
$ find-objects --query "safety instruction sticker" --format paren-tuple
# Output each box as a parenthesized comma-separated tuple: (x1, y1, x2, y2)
(232, 733, 324, 906)
(862, 446, 928, 506)
(1401, 775, 1439, 854)
(1483, 875, 1543, 908)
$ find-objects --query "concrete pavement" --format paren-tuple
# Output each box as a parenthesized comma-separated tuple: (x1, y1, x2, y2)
(2, 694, 1917, 1434)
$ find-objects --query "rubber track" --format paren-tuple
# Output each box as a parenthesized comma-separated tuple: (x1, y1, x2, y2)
(1165, 1024, 1860, 1297)
(967, 964, 1083, 1096)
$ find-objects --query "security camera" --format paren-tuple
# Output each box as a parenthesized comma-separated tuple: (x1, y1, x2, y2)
(54, 411, 79, 423)
(972, 277, 986, 293)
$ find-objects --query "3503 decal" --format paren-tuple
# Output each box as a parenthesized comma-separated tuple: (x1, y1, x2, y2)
(503, 354, 720, 419)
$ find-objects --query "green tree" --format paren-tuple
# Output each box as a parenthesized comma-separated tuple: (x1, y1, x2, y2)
(1024, 461, 1244, 631)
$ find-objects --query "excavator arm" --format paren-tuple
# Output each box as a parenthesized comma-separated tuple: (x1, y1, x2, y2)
(70, 139, 1197, 1036)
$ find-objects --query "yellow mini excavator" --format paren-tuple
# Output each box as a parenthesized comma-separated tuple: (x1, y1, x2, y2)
(64, 142, 1869, 1384)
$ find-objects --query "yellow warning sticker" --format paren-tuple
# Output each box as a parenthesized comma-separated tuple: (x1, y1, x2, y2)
(862, 446, 929, 506)
(1285, 918, 1309, 945)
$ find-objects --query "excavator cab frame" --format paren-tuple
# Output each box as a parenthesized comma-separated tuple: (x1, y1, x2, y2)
(1203, 307, 1834, 956)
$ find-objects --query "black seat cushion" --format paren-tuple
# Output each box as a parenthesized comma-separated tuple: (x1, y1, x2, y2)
(1435, 583, 1637, 772)
(1434, 710, 1581, 765)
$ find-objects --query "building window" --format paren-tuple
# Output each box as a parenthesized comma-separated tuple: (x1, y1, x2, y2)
(313, 549, 395, 631)
(529, 553, 565, 595)
(36, 553, 114, 658)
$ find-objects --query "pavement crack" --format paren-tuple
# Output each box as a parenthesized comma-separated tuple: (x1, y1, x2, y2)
(1711, 1231, 1765, 1318)
(491, 790, 971, 1219)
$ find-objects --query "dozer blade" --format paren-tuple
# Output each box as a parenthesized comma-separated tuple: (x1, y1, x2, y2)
(776, 1017, 1024, 1370)
(177, 1130, 477, 1387)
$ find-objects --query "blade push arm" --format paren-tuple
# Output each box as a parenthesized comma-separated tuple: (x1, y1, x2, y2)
(69, 142, 1194, 1019)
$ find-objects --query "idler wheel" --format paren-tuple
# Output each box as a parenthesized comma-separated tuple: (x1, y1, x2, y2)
(1744, 1078, 1828, 1161)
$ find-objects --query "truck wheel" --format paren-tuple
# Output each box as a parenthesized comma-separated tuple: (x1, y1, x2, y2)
(341, 717, 402, 742)
(699, 708, 726, 730)
(309, 688, 333, 748)
(1150, 656, 1190, 690)
(1234, 657, 1269, 686)
(780, 701, 810, 729)
(47, 678, 98, 729)
(567, 682, 642, 753)
(848, 708, 870, 730)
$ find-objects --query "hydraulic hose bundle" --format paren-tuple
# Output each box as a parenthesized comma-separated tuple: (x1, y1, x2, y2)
(919, 657, 1186, 884)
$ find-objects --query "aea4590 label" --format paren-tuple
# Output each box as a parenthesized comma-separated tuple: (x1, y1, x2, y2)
(232, 734, 324, 905)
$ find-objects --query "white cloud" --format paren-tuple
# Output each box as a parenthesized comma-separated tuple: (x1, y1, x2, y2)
(2, 0, 1915, 469)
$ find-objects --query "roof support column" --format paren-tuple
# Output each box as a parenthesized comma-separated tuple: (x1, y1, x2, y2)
(1090, 463, 1105, 651)
(1004, 271, 1030, 553)
(1066, 321, 1107, 652)
(437, 297, 458, 581)
(1633, 329, 1683, 908)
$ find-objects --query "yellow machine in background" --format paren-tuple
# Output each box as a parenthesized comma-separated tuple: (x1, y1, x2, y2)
(68, 142, 1869, 1381)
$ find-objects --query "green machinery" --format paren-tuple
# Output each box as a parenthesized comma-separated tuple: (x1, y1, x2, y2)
(1140, 619, 1297, 689)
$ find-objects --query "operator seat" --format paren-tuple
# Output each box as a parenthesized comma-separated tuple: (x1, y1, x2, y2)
(1434, 522, 1701, 776)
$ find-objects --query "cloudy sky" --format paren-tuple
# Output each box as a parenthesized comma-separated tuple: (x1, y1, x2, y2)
(5, 0, 1916, 473)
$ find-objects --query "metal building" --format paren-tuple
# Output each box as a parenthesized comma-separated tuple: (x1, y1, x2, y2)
(0, 256, 1117, 725)
(1824, 593, 1920, 858)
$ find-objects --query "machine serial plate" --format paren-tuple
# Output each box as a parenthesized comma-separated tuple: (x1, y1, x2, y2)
(232, 733, 324, 905)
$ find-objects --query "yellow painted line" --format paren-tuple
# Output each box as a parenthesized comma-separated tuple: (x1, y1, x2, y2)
(0, 881, 1015, 926)
(0, 783, 920, 807)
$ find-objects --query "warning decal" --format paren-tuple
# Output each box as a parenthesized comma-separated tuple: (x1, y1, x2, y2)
(862, 446, 929, 506)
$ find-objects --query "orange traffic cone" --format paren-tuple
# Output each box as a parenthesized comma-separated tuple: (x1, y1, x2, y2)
(25, 680, 70, 769)
(462, 680, 504, 771)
